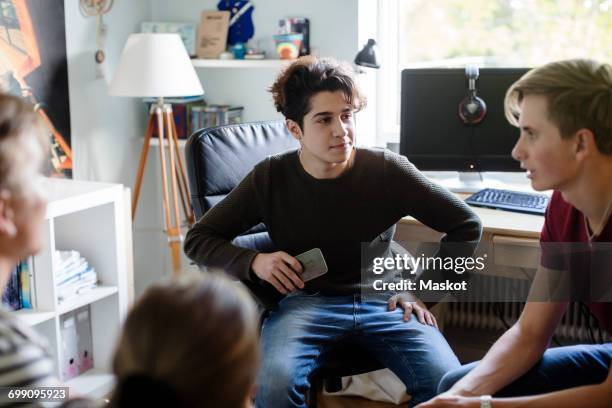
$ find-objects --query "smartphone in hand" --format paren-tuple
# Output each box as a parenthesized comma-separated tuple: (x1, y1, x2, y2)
(294, 248, 328, 282)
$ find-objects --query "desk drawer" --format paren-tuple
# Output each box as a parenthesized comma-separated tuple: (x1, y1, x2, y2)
(492, 235, 540, 269)
(395, 223, 442, 243)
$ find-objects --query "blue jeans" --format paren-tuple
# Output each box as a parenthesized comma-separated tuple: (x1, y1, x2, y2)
(438, 343, 612, 396)
(255, 292, 460, 408)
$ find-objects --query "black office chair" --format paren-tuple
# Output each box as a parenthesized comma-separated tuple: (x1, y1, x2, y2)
(185, 120, 391, 406)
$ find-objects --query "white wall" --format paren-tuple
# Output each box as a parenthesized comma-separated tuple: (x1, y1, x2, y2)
(65, 0, 165, 297)
(65, 0, 151, 183)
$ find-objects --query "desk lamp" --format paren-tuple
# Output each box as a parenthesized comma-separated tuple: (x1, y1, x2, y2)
(355, 39, 381, 69)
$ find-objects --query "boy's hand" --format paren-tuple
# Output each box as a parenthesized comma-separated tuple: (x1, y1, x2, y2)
(251, 251, 304, 294)
(414, 394, 481, 408)
(388, 293, 438, 327)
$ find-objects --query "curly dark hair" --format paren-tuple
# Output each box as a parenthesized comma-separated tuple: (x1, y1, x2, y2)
(269, 56, 366, 129)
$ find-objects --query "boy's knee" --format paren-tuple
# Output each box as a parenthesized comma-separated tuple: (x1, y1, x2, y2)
(437, 367, 467, 394)
(257, 359, 307, 407)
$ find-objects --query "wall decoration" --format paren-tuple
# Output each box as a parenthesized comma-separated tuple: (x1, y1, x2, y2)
(79, 0, 113, 80)
(0, 0, 72, 177)
(141, 21, 197, 57)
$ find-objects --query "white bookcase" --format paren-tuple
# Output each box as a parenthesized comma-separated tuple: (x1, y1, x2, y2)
(12, 178, 131, 398)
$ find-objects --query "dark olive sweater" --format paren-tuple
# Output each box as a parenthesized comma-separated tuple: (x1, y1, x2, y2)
(184, 148, 482, 295)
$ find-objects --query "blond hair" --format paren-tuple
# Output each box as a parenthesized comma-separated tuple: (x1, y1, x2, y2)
(0, 93, 48, 195)
(504, 59, 612, 154)
(111, 273, 259, 408)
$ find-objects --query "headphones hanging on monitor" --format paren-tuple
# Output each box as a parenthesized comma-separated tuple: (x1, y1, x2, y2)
(458, 66, 487, 125)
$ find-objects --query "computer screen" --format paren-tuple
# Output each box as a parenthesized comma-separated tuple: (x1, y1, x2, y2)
(399, 68, 530, 172)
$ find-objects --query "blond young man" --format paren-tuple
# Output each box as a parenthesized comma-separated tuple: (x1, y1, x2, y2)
(418, 59, 612, 408)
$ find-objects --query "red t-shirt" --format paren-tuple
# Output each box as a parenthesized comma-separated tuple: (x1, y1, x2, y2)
(540, 191, 612, 335)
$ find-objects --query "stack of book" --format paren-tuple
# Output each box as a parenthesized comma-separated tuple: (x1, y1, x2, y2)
(1, 259, 35, 311)
(55, 250, 98, 304)
(143, 95, 206, 139)
(191, 105, 244, 130)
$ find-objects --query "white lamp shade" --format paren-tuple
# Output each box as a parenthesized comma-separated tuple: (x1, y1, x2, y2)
(109, 33, 204, 98)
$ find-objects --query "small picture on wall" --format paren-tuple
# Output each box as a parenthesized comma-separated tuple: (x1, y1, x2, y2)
(141, 21, 197, 57)
(0, 0, 72, 177)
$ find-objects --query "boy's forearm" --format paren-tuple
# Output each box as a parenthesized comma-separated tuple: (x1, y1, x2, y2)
(450, 324, 548, 396)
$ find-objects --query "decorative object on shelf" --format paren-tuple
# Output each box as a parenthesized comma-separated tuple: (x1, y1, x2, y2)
(60, 305, 94, 381)
(109, 33, 203, 276)
(278, 18, 310, 56)
(79, 0, 113, 79)
(245, 52, 265, 60)
(245, 41, 265, 59)
(230, 42, 247, 59)
(217, 0, 254, 45)
(219, 51, 235, 60)
(197, 11, 230, 59)
(355, 39, 381, 70)
(78, 0, 113, 15)
(273, 33, 302, 60)
(141, 22, 197, 57)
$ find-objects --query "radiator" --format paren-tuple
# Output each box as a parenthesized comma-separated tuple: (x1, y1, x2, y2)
(442, 276, 611, 344)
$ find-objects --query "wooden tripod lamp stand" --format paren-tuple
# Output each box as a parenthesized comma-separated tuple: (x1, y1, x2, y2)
(109, 33, 203, 276)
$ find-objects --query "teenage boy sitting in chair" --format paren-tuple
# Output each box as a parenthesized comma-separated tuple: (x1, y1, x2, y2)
(185, 56, 482, 407)
(418, 59, 612, 408)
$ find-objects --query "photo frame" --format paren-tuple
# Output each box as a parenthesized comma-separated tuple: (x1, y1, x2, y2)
(141, 21, 197, 57)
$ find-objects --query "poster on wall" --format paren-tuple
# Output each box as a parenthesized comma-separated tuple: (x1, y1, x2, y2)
(0, 0, 72, 177)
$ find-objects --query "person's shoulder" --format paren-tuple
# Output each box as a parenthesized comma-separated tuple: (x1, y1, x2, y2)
(541, 190, 582, 242)
(353, 147, 392, 166)
(546, 191, 576, 220)
(268, 148, 299, 163)
(251, 148, 298, 174)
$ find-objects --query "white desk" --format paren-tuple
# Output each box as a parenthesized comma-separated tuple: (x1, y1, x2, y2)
(397, 177, 546, 271)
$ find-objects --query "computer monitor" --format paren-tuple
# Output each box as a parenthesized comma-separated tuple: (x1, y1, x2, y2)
(399, 67, 530, 191)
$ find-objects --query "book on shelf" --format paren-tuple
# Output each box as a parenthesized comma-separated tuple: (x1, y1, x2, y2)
(2, 258, 35, 311)
(191, 105, 244, 130)
(19, 258, 36, 309)
(143, 96, 206, 139)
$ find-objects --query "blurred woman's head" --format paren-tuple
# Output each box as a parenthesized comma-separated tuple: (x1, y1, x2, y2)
(0, 93, 48, 266)
(111, 273, 260, 408)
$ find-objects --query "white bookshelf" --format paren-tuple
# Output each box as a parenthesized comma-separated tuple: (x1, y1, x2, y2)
(10, 178, 131, 399)
(149, 137, 187, 148)
(191, 58, 288, 68)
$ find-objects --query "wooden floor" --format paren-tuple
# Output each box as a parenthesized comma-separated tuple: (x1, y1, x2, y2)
(319, 393, 400, 408)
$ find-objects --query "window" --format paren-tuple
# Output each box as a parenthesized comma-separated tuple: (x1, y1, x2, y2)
(376, 0, 612, 146)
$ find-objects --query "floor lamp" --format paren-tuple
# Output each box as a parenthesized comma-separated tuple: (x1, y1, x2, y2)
(109, 33, 204, 276)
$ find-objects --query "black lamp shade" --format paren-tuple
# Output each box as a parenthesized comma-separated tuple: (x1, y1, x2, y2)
(354, 39, 381, 69)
